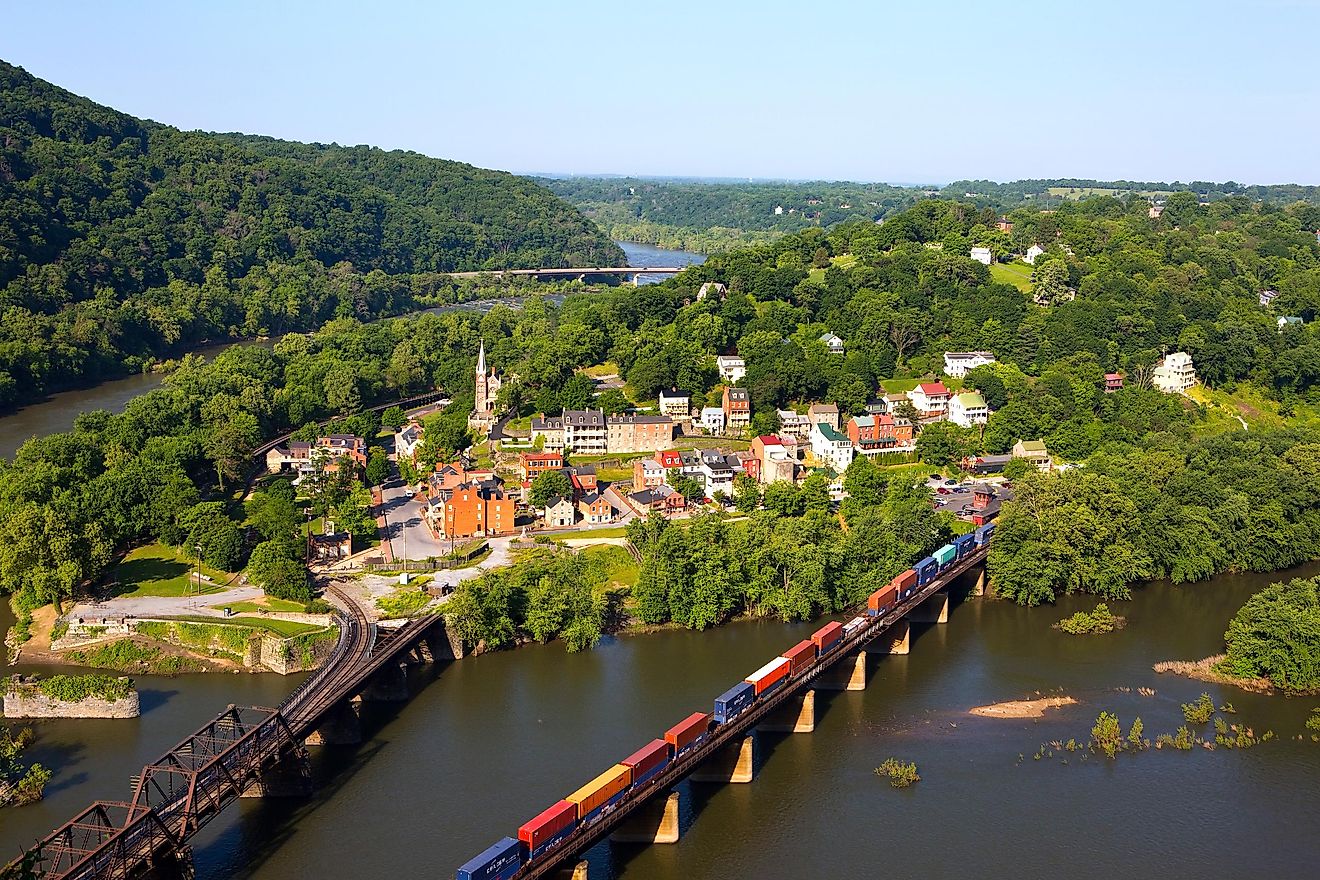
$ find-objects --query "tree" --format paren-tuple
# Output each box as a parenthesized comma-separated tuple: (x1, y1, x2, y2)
(203, 411, 261, 492)
(365, 447, 390, 486)
(733, 474, 762, 513)
(380, 406, 407, 430)
(245, 492, 299, 543)
(530, 470, 573, 508)
(1222, 576, 1320, 693)
(1031, 259, 1071, 305)
(672, 475, 707, 503)
(915, 421, 976, 466)
(801, 472, 832, 513)
(763, 481, 803, 516)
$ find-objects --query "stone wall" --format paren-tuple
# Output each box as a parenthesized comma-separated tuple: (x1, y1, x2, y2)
(4, 679, 140, 719)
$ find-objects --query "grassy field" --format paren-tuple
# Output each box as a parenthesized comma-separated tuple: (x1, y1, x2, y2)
(1186, 383, 1299, 434)
(675, 436, 751, 451)
(879, 378, 922, 393)
(163, 615, 323, 638)
(989, 262, 1033, 292)
(209, 597, 307, 614)
(580, 362, 621, 378)
(1046, 186, 1171, 200)
(553, 526, 631, 540)
(112, 544, 233, 598)
(583, 545, 639, 588)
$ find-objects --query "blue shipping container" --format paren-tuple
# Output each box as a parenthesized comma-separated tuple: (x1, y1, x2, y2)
(714, 681, 756, 724)
(954, 533, 976, 558)
(457, 837, 523, 880)
(915, 556, 939, 586)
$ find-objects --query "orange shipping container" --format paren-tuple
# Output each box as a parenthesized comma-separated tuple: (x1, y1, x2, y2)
(745, 657, 791, 695)
(665, 712, 711, 753)
(781, 640, 817, 676)
(868, 584, 897, 614)
(566, 763, 632, 821)
(812, 621, 844, 651)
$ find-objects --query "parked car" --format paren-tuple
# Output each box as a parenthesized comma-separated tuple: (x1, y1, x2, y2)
(944, 479, 959, 487)
(936, 488, 950, 495)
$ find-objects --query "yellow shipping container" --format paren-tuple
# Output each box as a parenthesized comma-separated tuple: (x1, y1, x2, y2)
(566, 763, 632, 820)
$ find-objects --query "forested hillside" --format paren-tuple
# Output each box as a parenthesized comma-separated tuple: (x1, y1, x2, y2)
(0, 60, 620, 408)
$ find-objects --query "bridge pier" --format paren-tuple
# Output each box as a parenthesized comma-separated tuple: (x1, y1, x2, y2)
(240, 751, 312, 798)
(610, 791, 681, 844)
(760, 689, 815, 733)
(969, 567, 986, 597)
(305, 701, 362, 746)
(909, 590, 950, 624)
(691, 735, 755, 783)
(359, 661, 409, 701)
(426, 616, 465, 660)
(817, 651, 868, 691)
(555, 862, 590, 880)
(878, 619, 910, 655)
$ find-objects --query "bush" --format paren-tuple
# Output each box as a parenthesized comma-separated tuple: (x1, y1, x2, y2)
(1057, 603, 1124, 635)
(1090, 711, 1123, 759)
(1182, 693, 1215, 725)
(304, 598, 333, 614)
(875, 758, 921, 788)
(33, 674, 134, 703)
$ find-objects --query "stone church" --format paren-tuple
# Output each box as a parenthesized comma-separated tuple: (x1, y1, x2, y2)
(467, 339, 503, 435)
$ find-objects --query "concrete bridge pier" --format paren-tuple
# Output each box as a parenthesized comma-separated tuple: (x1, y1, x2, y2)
(878, 619, 910, 654)
(817, 651, 868, 690)
(555, 862, 589, 880)
(691, 735, 755, 783)
(760, 689, 816, 733)
(305, 701, 362, 746)
(610, 791, 681, 844)
(969, 567, 987, 597)
(909, 590, 950, 624)
(359, 661, 409, 702)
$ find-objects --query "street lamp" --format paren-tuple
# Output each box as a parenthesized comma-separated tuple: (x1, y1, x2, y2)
(193, 544, 203, 601)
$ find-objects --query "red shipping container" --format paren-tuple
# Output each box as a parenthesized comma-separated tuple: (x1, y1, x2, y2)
(781, 639, 817, 676)
(621, 738, 671, 784)
(519, 799, 576, 853)
(868, 584, 897, 614)
(812, 621, 844, 651)
(665, 712, 711, 752)
(892, 569, 917, 591)
(745, 657, 791, 695)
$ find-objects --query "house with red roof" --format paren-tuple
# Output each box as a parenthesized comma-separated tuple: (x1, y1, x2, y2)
(908, 382, 951, 417)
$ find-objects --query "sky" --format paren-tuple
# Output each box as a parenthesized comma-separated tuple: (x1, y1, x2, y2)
(4, 0, 1319, 185)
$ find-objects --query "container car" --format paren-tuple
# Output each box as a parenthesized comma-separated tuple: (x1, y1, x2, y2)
(812, 620, 844, 654)
(781, 639, 818, 676)
(933, 543, 957, 566)
(457, 837, 523, 880)
(867, 584, 897, 617)
(566, 763, 632, 825)
(518, 800, 576, 861)
(665, 711, 711, 758)
(915, 556, 939, 586)
(714, 681, 756, 724)
(842, 615, 868, 637)
(954, 532, 976, 558)
(745, 657, 791, 697)
(621, 738, 672, 788)
(892, 568, 918, 600)
(975, 522, 995, 545)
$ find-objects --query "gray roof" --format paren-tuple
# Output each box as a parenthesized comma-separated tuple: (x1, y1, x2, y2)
(562, 409, 606, 427)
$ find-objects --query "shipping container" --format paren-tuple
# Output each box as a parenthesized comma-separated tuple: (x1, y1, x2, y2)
(745, 656, 791, 697)
(714, 681, 756, 724)
(457, 837, 523, 880)
(954, 532, 976, 558)
(867, 584, 897, 617)
(915, 556, 939, 586)
(842, 615, 868, 637)
(977, 522, 996, 545)
(892, 569, 918, 599)
(621, 739, 671, 788)
(934, 543, 957, 566)
(518, 800, 577, 861)
(566, 763, 632, 824)
(812, 620, 844, 654)
(781, 639, 818, 676)
(665, 712, 711, 758)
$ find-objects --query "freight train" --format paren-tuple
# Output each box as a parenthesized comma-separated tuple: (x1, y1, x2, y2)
(455, 523, 994, 880)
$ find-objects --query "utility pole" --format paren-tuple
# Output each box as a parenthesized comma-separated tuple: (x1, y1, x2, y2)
(193, 544, 203, 602)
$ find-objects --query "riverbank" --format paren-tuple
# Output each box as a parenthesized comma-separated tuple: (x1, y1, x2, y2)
(1153, 655, 1277, 694)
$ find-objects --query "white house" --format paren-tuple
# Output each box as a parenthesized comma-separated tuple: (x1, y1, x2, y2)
(543, 495, 575, 528)
(948, 391, 991, 427)
(697, 282, 727, 302)
(657, 388, 691, 419)
(700, 406, 726, 435)
(970, 246, 993, 266)
(1024, 244, 1046, 265)
(716, 355, 746, 383)
(810, 422, 854, 474)
(942, 351, 997, 378)
(776, 409, 809, 437)
(395, 422, 425, 463)
(908, 382, 951, 417)
(819, 332, 845, 355)
(1152, 352, 1197, 393)
(1259, 289, 1279, 307)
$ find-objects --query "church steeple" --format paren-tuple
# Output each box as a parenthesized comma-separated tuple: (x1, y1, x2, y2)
(476, 338, 487, 376)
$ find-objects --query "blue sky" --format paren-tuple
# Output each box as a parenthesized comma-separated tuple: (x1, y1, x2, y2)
(4, 0, 1318, 184)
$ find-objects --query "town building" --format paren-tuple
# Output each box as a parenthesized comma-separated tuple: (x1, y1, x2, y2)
(607, 413, 675, 454)
(722, 386, 751, 434)
(807, 402, 840, 432)
(819, 332, 845, 355)
(519, 452, 564, 483)
(395, 422, 425, 465)
(566, 465, 598, 497)
(544, 495, 575, 528)
(578, 492, 615, 525)
(970, 246, 993, 266)
(308, 531, 353, 562)
(948, 391, 990, 427)
(1148, 204, 1164, 219)
(1011, 439, 1053, 472)
(658, 388, 691, 419)
(435, 481, 515, 539)
(266, 435, 367, 475)
(751, 435, 797, 484)
(846, 413, 915, 457)
(696, 282, 727, 302)
(700, 406, 726, 435)
(633, 457, 666, 492)
(628, 485, 685, 515)
(1151, 352, 1196, 394)
(961, 453, 1013, 475)
(468, 339, 503, 435)
(943, 351, 997, 378)
(715, 355, 746, 383)
(698, 450, 735, 495)
(1259, 289, 1279, 307)
(777, 409, 809, 437)
(1279, 316, 1305, 330)
(1024, 244, 1045, 265)
(810, 421, 854, 473)
(1104, 373, 1124, 393)
(908, 382, 951, 417)
(996, 218, 1014, 233)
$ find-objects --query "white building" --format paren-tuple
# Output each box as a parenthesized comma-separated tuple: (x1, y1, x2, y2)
(700, 406, 726, 435)
(942, 351, 997, 378)
(395, 422, 424, 463)
(777, 409, 809, 437)
(1024, 244, 1046, 265)
(716, 355, 746, 383)
(819, 332, 845, 355)
(908, 382, 951, 417)
(810, 422, 854, 474)
(970, 246, 993, 266)
(696, 282, 727, 302)
(1152, 352, 1197, 394)
(657, 388, 691, 419)
(544, 496, 575, 528)
(948, 391, 990, 427)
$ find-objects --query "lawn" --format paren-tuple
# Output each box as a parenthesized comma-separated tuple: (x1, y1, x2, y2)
(583, 545, 639, 588)
(989, 262, 1033, 292)
(163, 615, 324, 638)
(879, 378, 922, 394)
(1186, 383, 1302, 434)
(112, 544, 233, 598)
(553, 526, 632, 540)
(580, 362, 621, 378)
(675, 436, 750, 451)
(210, 597, 307, 614)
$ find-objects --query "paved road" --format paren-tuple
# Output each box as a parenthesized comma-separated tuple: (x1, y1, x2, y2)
(69, 585, 266, 621)
(379, 478, 451, 559)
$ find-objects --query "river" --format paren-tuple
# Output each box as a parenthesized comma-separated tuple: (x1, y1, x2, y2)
(0, 242, 703, 459)
(4, 564, 1318, 878)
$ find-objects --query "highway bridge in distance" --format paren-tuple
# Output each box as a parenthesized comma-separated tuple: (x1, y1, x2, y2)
(444, 266, 684, 280)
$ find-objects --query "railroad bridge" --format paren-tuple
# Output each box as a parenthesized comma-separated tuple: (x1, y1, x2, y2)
(4, 586, 461, 880)
(444, 266, 684, 284)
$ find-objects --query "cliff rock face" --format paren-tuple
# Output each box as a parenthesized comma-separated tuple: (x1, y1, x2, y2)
(3, 680, 140, 719)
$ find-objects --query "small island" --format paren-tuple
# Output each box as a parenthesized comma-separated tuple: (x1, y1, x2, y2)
(4, 674, 140, 720)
